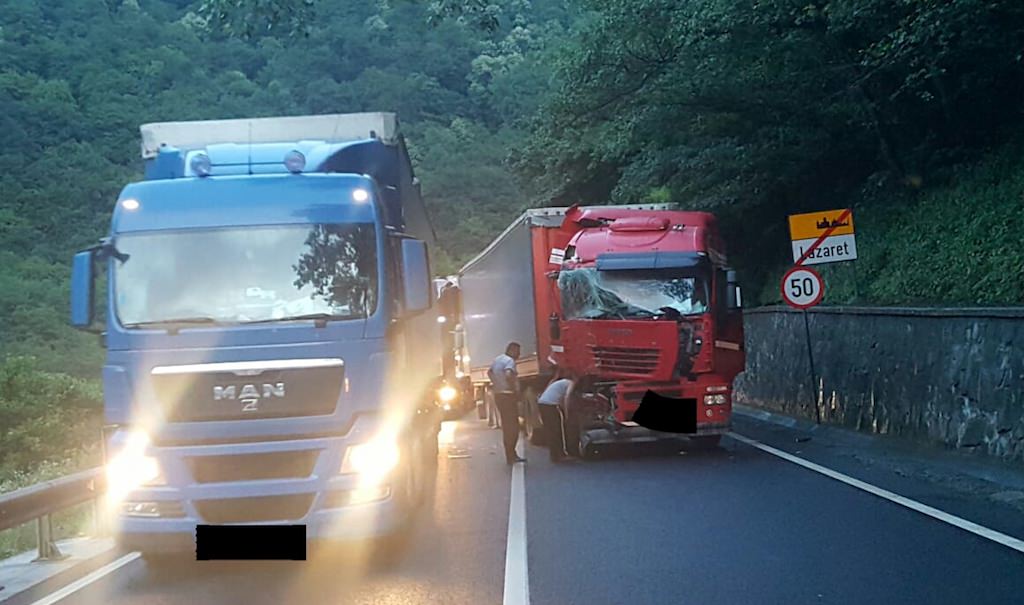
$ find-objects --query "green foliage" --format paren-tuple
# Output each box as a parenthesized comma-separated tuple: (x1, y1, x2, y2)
(819, 145, 1024, 306)
(0, 356, 102, 477)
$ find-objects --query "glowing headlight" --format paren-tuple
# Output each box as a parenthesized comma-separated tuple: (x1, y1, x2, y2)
(438, 385, 458, 403)
(105, 431, 164, 496)
(703, 394, 728, 406)
(341, 439, 400, 482)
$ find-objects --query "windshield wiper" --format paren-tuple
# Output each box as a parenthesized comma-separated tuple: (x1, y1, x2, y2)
(241, 313, 358, 325)
(122, 317, 223, 331)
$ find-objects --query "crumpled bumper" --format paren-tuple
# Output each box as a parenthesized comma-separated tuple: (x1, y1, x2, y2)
(580, 421, 730, 448)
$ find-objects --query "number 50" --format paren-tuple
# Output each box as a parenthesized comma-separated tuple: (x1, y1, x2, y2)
(789, 276, 815, 298)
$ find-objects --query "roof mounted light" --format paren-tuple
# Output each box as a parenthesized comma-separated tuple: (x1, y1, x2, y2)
(284, 150, 306, 174)
(190, 153, 212, 177)
(352, 188, 369, 203)
(121, 199, 140, 211)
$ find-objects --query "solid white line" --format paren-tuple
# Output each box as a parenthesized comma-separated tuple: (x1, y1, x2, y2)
(502, 441, 530, 605)
(28, 552, 141, 605)
(729, 432, 1024, 554)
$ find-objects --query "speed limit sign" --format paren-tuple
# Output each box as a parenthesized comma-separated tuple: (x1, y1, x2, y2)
(781, 266, 824, 309)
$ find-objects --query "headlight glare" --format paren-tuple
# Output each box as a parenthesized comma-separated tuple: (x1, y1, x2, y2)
(341, 439, 400, 482)
(438, 385, 458, 402)
(105, 431, 164, 494)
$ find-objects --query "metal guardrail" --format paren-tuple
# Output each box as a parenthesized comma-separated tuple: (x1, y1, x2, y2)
(0, 468, 105, 561)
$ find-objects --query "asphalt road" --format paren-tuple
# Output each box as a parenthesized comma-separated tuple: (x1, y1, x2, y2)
(11, 415, 1024, 605)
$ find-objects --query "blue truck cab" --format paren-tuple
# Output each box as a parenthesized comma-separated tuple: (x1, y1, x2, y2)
(69, 113, 443, 555)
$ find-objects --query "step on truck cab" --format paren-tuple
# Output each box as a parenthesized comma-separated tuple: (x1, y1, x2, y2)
(69, 113, 443, 556)
(456, 204, 745, 455)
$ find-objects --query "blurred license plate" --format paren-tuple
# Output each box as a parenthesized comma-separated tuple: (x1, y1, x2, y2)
(195, 524, 306, 560)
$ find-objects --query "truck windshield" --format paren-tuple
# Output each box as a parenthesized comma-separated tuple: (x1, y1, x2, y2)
(113, 224, 378, 327)
(558, 268, 708, 320)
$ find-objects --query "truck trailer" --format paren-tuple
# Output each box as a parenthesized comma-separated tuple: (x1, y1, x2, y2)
(457, 204, 745, 456)
(69, 112, 443, 558)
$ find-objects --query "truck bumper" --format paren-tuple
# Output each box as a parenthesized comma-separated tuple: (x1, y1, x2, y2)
(580, 422, 730, 449)
(108, 430, 426, 554)
(116, 493, 408, 554)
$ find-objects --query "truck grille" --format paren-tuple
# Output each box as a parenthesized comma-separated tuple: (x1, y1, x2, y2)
(151, 363, 343, 422)
(187, 451, 320, 484)
(590, 346, 662, 375)
(195, 494, 314, 524)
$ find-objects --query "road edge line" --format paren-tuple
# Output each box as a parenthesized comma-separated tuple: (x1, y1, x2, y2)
(27, 552, 140, 605)
(729, 432, 1024, 555)
(502, 442, 529, 605)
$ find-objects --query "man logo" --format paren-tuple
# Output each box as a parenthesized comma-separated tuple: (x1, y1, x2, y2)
(213, 383, 285, 412)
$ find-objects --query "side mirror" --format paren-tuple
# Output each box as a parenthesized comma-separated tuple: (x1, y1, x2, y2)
(401, 238, 431, 315)
(70, 250, 95, 328)
(454, 325, 465, 350)
(726, 269, 742, 310)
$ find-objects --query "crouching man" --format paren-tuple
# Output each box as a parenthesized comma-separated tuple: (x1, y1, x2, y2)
(537, 364, 577, 464)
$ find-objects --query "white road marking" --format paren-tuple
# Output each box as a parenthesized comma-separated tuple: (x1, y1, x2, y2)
(28, 552, 140, 605)
(503, 440, 530, 605)
(729, 432, 1024, 554)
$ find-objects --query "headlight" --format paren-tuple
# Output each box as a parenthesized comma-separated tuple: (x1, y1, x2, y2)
(341, 439, 400, 483)
(703, 394, 728, 406)
(438, 385, 458, 402)
(105, 431, 164, 495)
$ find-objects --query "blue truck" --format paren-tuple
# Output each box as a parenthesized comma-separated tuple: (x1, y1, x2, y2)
(69, 112, 444, 558)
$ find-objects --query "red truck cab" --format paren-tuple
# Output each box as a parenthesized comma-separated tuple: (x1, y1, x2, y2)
(550, 206, 745, 454)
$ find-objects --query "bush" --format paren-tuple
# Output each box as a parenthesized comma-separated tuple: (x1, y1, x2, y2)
(0, 356, 102, 482)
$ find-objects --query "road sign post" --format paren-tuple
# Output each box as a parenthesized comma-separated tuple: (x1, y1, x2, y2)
(784, 208, 857, 424)
(781, 266, 824, 423)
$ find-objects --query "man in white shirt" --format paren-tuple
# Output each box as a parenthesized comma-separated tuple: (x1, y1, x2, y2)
(488, 342, 525, 465)
(537, 365, 575, 463)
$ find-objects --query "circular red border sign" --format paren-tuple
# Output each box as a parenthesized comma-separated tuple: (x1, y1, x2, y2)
(780, 266, 825, 309)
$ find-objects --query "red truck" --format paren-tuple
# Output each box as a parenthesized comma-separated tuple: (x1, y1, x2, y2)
(456, 204, 745, 456)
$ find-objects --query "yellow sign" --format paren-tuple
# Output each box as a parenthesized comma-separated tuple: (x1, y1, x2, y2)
(788, 209, 855, 241)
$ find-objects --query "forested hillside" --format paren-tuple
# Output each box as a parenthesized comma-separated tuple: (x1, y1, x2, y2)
(1, 0, 1023, 478)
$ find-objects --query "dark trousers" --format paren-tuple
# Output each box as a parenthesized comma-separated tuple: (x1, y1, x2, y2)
(494, 392, 521, 462)
(538, 404, 566, 461)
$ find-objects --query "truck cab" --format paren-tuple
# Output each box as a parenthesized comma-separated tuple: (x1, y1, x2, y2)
(69, 113, 442, 556)
(552, 206, 745, 453)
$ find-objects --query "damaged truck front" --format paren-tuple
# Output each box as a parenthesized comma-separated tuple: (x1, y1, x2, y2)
(553, 206, 746, 455)
(457, 204, 745, 457)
